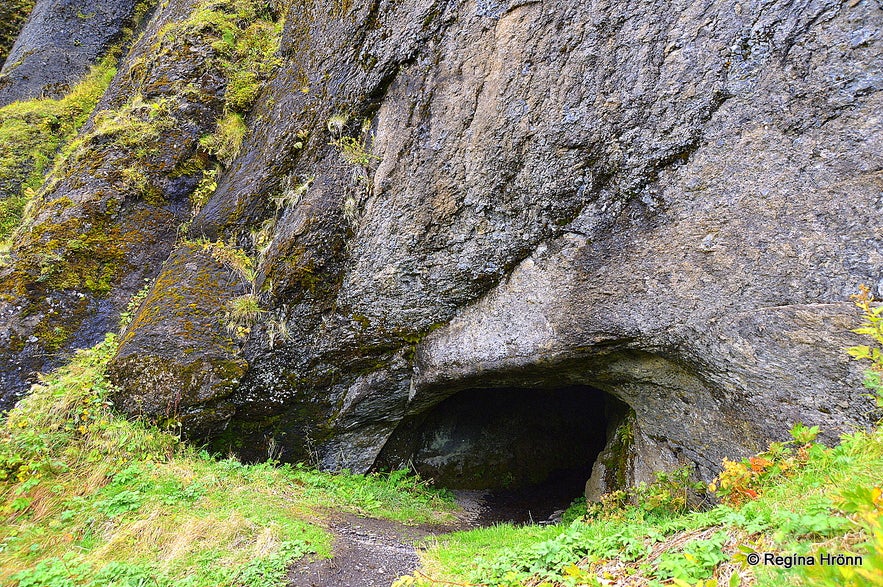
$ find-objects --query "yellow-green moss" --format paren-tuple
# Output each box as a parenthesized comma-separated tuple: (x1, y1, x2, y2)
(156, 0, 283, 114)
(157, 0, 283, 164)
(0, 54, 117, 242)
(26, 216, 127, 295)
(0, 0, 35, 67)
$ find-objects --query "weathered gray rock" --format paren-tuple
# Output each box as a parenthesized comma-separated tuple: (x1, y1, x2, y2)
(0, 0, 140, 106)
(1, 0, 881, 493)
(108, 244, 248, 436)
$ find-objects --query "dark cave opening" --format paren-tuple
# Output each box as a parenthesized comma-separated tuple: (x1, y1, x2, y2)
(376, 385, 627, 524)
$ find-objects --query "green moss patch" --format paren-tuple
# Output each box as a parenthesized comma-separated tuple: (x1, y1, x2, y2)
(0, 0, 35, 68)
(0, 54, 117, 242)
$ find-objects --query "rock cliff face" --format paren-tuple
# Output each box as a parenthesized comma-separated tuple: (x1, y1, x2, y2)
(1, 0, 881, 494)
(0, 0, 140, 106)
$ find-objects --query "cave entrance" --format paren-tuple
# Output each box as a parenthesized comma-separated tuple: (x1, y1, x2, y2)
(376, 385, 626, 525)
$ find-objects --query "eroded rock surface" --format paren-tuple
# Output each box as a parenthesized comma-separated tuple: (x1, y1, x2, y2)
(0, 0, 140, 106)
(1, 0, 881, 491)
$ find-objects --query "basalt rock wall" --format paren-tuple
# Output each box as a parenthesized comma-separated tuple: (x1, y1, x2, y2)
(0, 0, 881, 491)
(0, 0, 140, 106)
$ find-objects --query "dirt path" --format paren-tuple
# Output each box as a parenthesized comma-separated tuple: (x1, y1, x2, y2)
(286, 514, 444, 587)
(287, 487, 571, 587)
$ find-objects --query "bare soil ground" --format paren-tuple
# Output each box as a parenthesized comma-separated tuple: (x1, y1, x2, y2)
(287, 481, 578, 586)
(286, 514, 448, 587)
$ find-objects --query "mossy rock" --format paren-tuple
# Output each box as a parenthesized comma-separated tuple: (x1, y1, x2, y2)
(108, 244, 248, 437)
(0, 0, 286, 403)
(0, 0, 35, 69)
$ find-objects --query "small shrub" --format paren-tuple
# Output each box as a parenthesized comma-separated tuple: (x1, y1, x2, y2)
(225, 293, 264, 337)
(709, 423, 824, 507)
(335, 134, 379, 168)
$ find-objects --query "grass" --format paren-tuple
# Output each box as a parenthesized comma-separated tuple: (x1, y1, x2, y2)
(225, 292, 264, 337)
(199, 112, 247, 165)
(0, 332, 456, 587)
(418, 524, 563, 581)
(399, 426, 883, 587)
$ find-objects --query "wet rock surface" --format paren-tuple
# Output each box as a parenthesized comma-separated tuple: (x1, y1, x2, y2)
(0, 0, 881, 491)
(0, 0, 140, 106)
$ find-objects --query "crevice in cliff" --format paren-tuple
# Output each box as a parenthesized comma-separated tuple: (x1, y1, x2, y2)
(375, 385, 629, 524)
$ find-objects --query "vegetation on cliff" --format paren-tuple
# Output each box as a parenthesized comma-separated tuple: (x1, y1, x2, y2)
(0, 55, 117, 247)
(0, 0, 289, 375)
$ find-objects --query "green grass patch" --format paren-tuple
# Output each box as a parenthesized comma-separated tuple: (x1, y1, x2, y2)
(418, 523, 562, 582)
(0, 331, 455, 586)
(401, 427, 882, 587)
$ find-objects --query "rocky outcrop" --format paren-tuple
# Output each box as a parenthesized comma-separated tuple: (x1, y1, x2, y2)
(1, 0, 881, 491)
(0, 0, 141, 106)
(0, 0, 283, 402)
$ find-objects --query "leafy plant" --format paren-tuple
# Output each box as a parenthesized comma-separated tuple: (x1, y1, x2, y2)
(118, 278, 152, 331)
(587, 464, 704, 521)
(655, 531, 729, 583)
(848, 285, 883, 410)
(708, 423, 823, 507)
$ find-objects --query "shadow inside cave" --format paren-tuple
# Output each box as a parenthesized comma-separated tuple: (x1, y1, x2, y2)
(375, 385, 627, 525)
